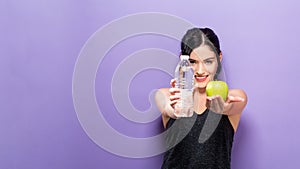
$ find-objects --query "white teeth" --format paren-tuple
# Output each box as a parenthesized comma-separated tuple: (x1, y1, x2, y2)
(196, 76, 206, 79)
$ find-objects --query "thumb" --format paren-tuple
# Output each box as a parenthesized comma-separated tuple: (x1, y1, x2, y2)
(226, 95, 244, 103)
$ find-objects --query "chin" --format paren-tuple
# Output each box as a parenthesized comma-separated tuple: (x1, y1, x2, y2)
(194, 79, 210, 89)
(194, 82, 208, 89)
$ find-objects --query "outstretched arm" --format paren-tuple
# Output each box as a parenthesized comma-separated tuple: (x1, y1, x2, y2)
(155, 88, 177, 128)
(155, 79, 181, 128)
(206, 89, 248, 131)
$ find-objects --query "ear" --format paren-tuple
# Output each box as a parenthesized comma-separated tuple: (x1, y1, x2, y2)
(219, 52, 223, 62)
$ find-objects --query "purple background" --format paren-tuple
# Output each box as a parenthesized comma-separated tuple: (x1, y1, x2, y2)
(1, 0, 300, 169)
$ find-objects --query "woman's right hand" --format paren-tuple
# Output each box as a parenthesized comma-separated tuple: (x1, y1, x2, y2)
(167, 79, 181, 118)
(155, 79, 180, 127)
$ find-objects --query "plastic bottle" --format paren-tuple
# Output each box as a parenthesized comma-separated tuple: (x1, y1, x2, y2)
(174, 55, 194, 117)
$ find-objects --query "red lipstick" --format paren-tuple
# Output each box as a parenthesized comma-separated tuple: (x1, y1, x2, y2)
(195, 75, 208, 83)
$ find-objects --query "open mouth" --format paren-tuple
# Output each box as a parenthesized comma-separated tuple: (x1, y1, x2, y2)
(194, 75, 208, 83)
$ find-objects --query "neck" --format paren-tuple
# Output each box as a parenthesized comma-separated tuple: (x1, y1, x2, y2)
(193, 88, 208, 114)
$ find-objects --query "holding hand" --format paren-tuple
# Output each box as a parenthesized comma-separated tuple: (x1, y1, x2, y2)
(168, 79, 181, 118)
(155, 78, 181, 121)
(206, 95, 245, 115)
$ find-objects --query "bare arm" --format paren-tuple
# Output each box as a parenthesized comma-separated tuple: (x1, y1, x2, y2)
(226, 89, 247, 131)
(226, 89, 248, 116)
(206, 89, 248, 131)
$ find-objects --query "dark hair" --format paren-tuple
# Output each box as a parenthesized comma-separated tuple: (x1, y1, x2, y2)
(181, 27, 222, 79)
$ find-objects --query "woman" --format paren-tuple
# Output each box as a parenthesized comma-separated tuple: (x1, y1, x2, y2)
(155, 28, 247, 169)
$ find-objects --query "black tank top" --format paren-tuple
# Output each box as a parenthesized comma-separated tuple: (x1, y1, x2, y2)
(161, 109, 234, 169)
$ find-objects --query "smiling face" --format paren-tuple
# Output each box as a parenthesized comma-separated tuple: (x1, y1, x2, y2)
(189, 45, 220, 89)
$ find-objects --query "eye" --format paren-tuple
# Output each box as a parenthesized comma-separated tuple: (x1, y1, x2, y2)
(189, 59, 196, 64)
(204, 60, 213, 65)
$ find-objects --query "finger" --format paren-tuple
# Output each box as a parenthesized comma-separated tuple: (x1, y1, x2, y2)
(216, 96, 224, 113)
(206, 96, 216, 109)
(207, 96, 224, 114)
(170, 94, 180, 101)
(206, 98, 211, 108)
(169, 88, 180, 95)
(170, 100, 178, 108)
(170, 79, 176, 88)
(206, 96, 216, 101)
(226, 95, 245, 103)
(215, 95, 225, 104)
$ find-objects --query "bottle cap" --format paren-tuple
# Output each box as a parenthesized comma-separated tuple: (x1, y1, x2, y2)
(180, 55, 189, 60)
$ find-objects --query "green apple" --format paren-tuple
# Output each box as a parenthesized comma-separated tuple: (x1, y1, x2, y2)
(206, 81, 228, 101)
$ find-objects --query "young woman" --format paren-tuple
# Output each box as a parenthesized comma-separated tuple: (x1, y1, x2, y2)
(155, 28, 247, 169)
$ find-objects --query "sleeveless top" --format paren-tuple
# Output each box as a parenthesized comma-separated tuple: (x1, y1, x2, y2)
(161, 109, 234, 169)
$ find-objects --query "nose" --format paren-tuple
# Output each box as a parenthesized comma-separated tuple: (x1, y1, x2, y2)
(194, 62, 206, 75)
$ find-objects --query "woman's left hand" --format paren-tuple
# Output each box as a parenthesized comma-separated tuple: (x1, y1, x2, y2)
(206, 95, 245, 115)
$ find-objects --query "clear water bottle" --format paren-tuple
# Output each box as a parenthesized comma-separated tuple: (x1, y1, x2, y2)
(174, 55, 194, 117)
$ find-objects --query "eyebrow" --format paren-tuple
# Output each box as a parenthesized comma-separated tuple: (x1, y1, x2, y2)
(203, 57, 215, 60)
(188, 58, 197, 63)
(189, 56, 215, 61)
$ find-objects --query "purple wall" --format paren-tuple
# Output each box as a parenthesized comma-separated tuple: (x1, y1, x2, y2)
(1, 0, 300, 168)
